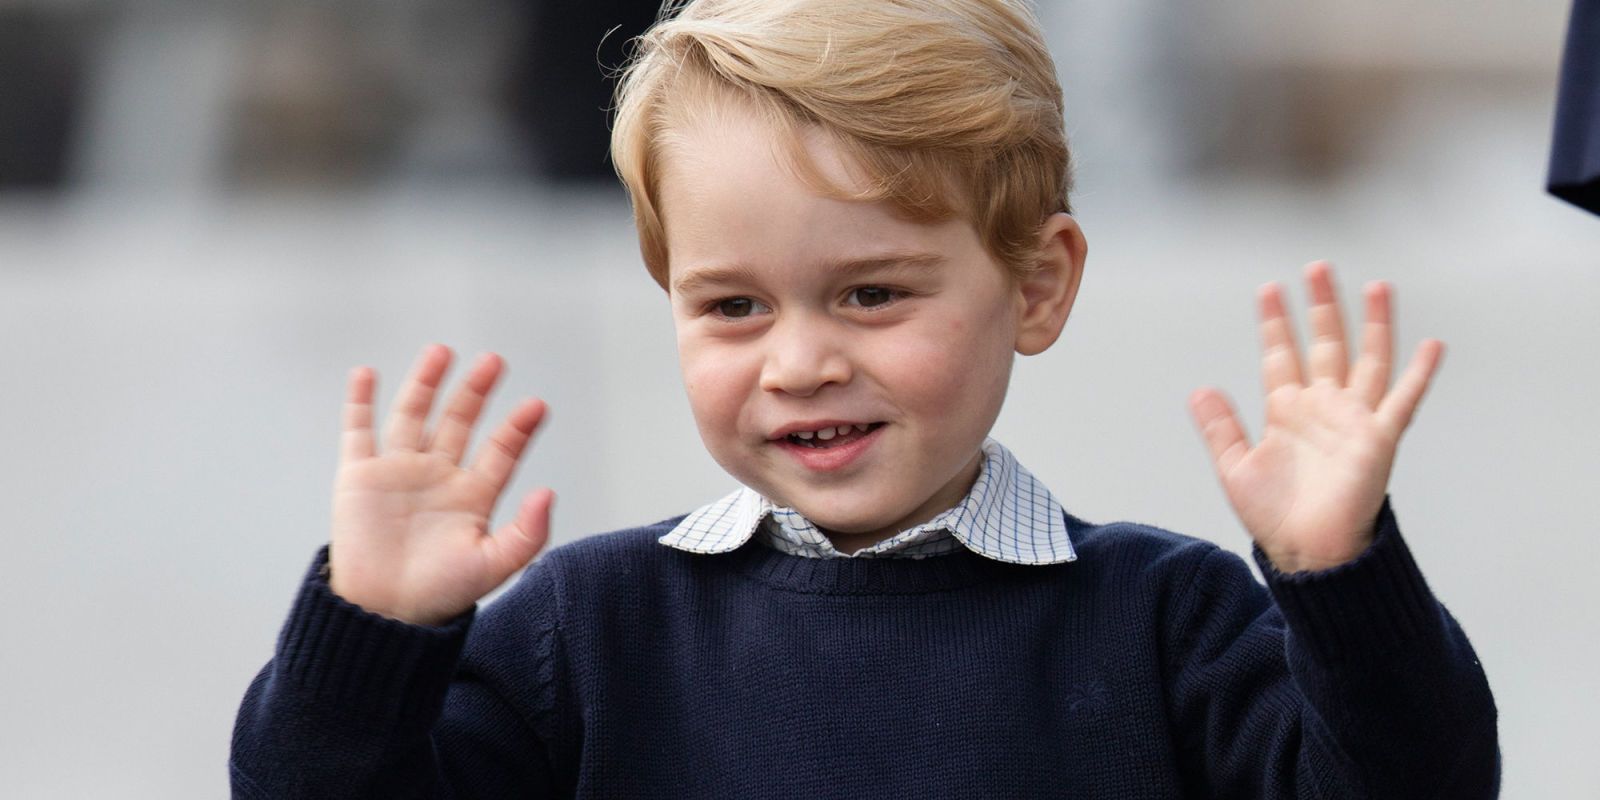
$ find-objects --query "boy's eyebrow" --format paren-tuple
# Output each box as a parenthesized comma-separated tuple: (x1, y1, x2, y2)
(671, 251, 947, 295)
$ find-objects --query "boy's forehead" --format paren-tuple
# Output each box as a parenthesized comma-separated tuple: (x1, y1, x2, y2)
(657, 95, 990, 290)
(661, 99, 861, 200)
(662, 171, 970, 289)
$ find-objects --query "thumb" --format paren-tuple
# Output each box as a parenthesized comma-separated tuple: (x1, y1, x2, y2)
(1189, 387, 1250, 477)
(483, 487, 555, 583)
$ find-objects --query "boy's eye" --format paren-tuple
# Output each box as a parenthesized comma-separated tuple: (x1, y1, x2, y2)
(712, 297, 769, 318)
(845, 287, 899, 309)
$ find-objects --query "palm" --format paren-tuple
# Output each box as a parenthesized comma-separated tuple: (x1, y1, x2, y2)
(328, 345, 555, 626)
(1189, 262, 1444, 573)
(332, 454, 499, 620)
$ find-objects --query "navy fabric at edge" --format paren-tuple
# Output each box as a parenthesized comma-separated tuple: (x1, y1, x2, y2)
(1550, 0, 1600, 215)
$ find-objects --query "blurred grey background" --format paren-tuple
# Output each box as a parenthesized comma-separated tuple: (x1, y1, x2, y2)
(3, 0, 1597, 796)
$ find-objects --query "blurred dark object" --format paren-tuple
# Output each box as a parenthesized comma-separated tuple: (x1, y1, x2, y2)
(509, 0, 662, 183)
(0, 9, 93, 191)
(1549, 0, 1600, 216)
(224, 6, 414, 188)
(1183, 64, 1405, 182)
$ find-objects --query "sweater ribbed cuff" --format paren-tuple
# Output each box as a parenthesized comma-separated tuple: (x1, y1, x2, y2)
(1250, 495, 1441, 667)
(272, 544, 476, 725)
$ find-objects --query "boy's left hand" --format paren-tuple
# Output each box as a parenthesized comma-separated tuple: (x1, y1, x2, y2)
(1187, 261, 1445, 573)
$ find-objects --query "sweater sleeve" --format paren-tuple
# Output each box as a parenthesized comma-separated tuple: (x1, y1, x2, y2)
(1163, 495, 1501, 799)
(228, 545, 565, 799)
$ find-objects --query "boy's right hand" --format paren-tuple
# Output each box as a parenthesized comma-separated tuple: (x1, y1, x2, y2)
(326, 343, 554, 627)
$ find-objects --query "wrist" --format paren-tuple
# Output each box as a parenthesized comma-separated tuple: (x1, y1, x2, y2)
(325, 564, 448, 627)
(1261, 526, 1375, 574)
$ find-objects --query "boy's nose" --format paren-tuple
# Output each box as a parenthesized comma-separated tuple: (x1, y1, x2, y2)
(758, 317, 851, 397)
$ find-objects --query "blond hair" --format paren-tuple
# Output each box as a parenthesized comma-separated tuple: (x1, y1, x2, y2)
(609, 0, 1073, 289)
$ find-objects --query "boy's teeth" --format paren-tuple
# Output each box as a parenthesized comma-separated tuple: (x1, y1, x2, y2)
(785, 423, 879, 446)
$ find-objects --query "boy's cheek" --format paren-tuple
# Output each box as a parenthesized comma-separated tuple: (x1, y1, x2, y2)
(679, 341, 753, 384)
(679, 352, 759, 427)
(675, 335, 730, 383)
(881, 325, 1010, 398)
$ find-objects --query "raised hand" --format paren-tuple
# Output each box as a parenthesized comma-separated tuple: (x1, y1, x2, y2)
(327, 343, 555, 626)
(1187, 261, 1444, 573)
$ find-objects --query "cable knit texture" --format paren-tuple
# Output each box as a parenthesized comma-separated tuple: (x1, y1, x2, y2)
(230, 494, 1500, 798)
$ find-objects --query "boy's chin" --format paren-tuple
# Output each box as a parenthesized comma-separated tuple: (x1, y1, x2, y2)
(749, 470, 950, 533)
(785, 499, 925, 537)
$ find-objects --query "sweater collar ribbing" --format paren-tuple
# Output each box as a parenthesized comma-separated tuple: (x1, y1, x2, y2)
(703, 527, 1059, 594)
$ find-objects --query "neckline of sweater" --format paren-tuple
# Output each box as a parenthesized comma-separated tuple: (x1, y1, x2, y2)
(711, 536, 1053, 595)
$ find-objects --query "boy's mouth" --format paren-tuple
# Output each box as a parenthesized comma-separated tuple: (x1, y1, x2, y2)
(781, 422, 885, 449)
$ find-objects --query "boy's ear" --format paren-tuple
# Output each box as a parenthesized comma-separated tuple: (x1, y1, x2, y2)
(1013, 212, 1087, 356)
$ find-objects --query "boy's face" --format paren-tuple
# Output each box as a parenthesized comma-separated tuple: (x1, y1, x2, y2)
(659, 105, 1062, 542)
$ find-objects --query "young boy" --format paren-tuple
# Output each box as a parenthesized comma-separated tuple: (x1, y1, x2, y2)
(230, 1, 1501, 797)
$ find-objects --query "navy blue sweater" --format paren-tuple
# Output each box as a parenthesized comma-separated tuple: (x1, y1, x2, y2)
(230, 495, 1500, 798)
(1550, 0, 1600, 214)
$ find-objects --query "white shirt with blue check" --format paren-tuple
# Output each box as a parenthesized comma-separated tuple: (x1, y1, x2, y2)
(659, 437, 1077, 565)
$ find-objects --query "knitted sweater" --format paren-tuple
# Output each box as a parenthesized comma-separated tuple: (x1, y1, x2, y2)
(229, 494, 1501, 798)
(1550, 0, 1600, 214)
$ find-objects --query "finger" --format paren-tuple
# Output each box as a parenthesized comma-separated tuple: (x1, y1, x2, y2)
(424, 353, 504, 464)
(1348, 281, 1394, 410)
(1303, 261, 1349, 385)
(1377, 339, 1444, 435)
(469, 397, 549, 496)
(1189, 387, 1252, 477)
(381, 344, 452, 453)
(1258, 282, 1305, 395)
(483, 488, 554, 583)
(340, 366, 377, 463)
